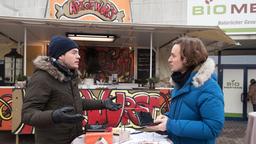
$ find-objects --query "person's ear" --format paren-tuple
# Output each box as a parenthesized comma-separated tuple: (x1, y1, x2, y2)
(182, 58, 187, 64)
(58, 55, 64, 61)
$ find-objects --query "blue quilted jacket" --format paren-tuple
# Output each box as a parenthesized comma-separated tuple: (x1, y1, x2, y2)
(166, 58, 224, 144)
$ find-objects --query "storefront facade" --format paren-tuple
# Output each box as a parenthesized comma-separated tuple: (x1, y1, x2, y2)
(124, 0, 256, 120)
(186, 0, 256, 120)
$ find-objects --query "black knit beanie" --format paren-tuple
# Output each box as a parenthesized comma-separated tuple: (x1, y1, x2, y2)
(48, 36, 78, 59)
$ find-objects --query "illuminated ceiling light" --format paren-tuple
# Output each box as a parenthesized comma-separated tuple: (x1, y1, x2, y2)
(67, 33, 116, 42)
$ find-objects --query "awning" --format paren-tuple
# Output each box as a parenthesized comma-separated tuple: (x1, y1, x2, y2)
(0, 16, 236, 52)
(0, 16, 238, 77)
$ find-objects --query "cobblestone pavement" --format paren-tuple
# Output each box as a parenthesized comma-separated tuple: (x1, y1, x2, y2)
(217, 120, 247, 144)
(0, 120, 247, 144)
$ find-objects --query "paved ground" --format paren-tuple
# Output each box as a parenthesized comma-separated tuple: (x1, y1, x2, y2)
(217, 120, 247, 144)
(0, 120, 248, 144)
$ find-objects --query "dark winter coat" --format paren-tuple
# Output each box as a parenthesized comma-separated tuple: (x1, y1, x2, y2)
(22, 56, 105, 144)
(248, 82, 256, 104)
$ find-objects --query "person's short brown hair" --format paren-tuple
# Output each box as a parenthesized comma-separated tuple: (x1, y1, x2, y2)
(172, 36, 208, 68)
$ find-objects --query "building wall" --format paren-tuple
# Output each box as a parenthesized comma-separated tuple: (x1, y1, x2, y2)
(0, 0, 187, 24)
(211, 56, 256, 65)
(130, 0, 186, 24)
(0, 0, 48, 18)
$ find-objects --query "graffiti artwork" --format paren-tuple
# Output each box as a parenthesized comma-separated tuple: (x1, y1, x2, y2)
(0, 88, 12, 130)
(5, 88, 171, 134)
(82, 47, 134, 83)
(81, 89, 164, 128)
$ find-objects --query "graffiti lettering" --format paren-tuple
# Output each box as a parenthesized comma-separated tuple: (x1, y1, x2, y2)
(70, 0, 118, 19)
(7, 88, 171, 134)
(80, 89, 163, 127)
(0, 94, 12, 126)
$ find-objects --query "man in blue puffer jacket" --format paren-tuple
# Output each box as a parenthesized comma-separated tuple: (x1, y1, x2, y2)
(147, 37, 224, 144)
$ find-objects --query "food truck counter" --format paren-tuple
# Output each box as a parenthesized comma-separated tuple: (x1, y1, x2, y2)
(79, 83, 140, 89)
(0, 87, 171, 135)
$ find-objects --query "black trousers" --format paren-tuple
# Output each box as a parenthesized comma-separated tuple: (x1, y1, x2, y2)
(253, 104, 256, 111)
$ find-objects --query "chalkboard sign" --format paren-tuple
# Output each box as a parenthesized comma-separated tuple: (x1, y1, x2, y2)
(137, 49, 155, 80)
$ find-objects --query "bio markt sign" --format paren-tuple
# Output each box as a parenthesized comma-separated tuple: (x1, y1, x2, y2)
(49, 0, 131, 22)
(187, 0, 256, 34)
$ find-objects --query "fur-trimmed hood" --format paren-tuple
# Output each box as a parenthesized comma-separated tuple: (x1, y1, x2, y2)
(170, 58, 216, 87)
(33, 56, 81, 82)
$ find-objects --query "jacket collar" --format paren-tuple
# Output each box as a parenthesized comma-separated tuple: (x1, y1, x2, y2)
(33, 56, 81, 82)
(170, 58, 216, 88)
(191, 58, 216, 87)
(171, 58, 216, 97)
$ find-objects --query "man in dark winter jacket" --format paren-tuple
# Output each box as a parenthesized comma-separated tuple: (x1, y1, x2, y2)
(22, 36, 121, 144)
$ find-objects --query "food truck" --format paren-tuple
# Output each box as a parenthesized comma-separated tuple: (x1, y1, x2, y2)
(0, 15, 235, 134)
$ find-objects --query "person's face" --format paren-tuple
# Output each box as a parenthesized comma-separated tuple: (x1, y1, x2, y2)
(168, 44, 187, 73)
(59, 48, 80, 69)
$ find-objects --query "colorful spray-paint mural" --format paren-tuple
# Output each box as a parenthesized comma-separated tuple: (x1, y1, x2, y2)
(12, 89, 34, 134)
(81, 47, 134, 83)
(1, 88, 171, 134)
(0, 88, 12, 131)
(81, 89, 166, 128)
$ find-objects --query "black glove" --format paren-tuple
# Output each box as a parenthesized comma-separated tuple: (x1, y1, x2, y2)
(102, 96, 122, 111)
(52, 107, 84, 123)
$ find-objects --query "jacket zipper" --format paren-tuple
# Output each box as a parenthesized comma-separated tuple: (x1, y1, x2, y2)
(172, 96, 181, 144)
(70, 82, 76, 110)
(70, 81, 79, 137)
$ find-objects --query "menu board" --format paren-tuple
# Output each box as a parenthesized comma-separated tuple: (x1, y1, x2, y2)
(137, 49, 155, 80)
